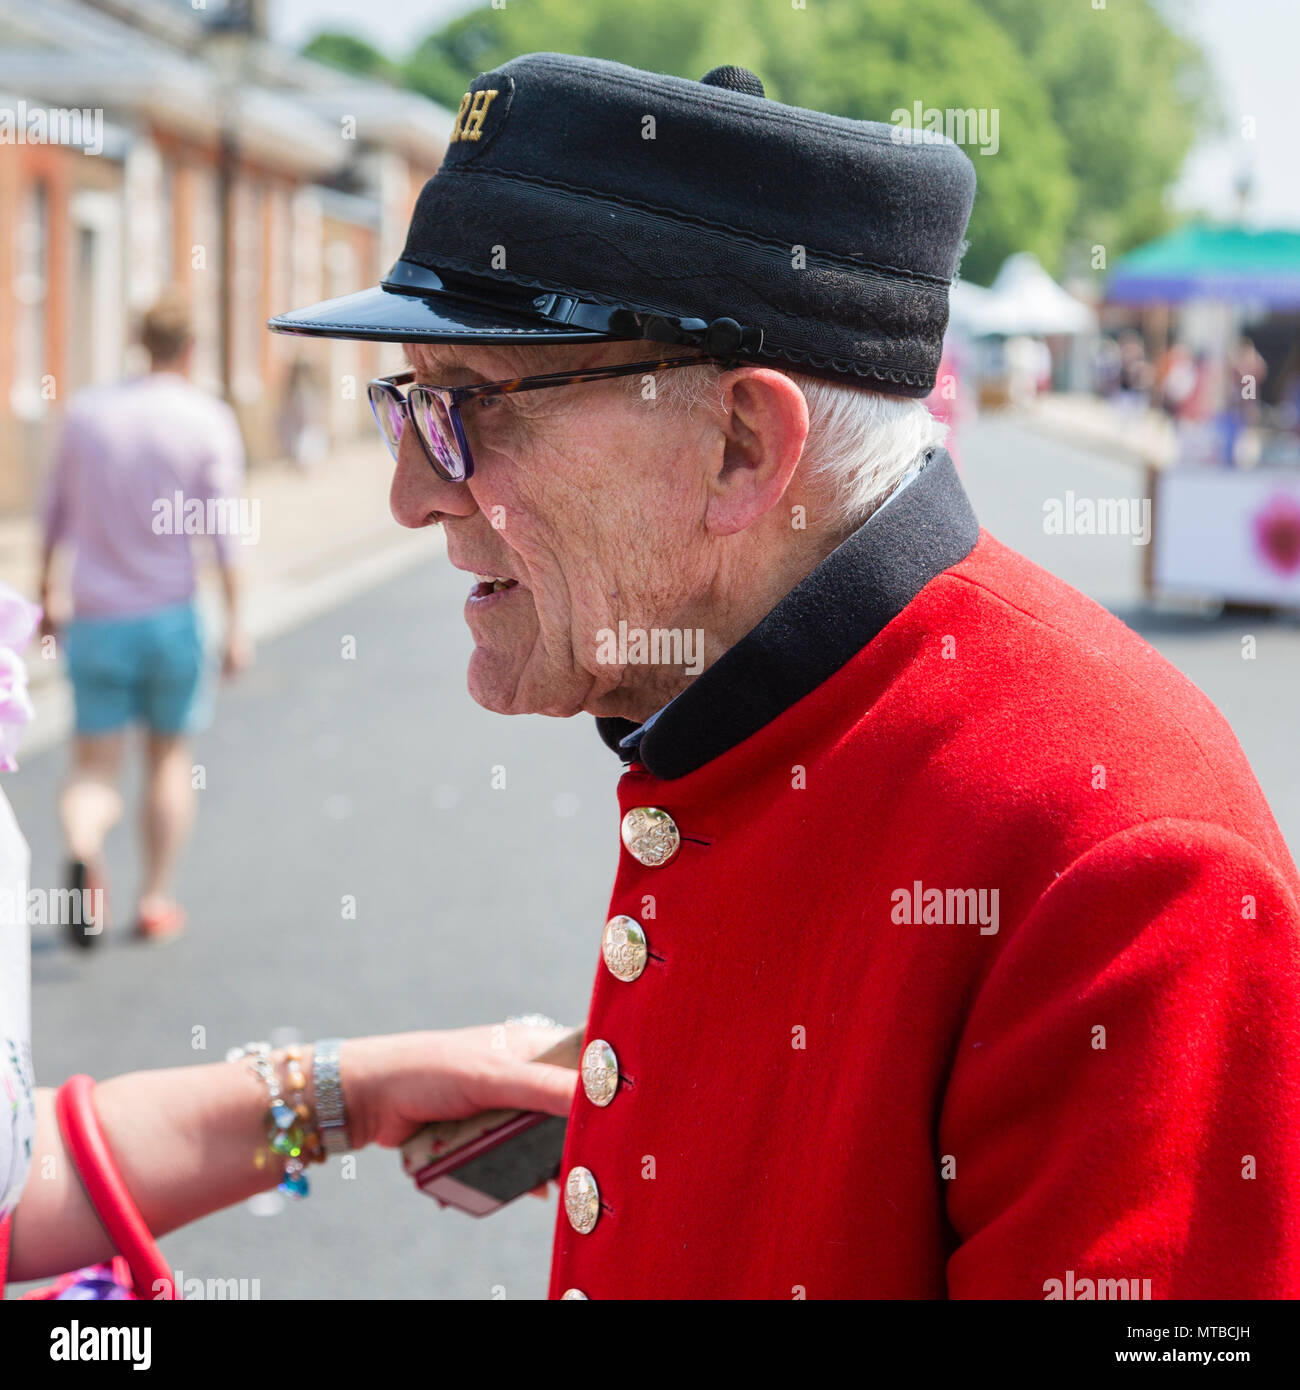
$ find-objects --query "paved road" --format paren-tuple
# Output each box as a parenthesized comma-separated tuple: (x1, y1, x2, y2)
(9, 414, 1298, 1298)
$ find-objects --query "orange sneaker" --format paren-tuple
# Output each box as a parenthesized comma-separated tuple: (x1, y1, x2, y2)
(135, 901, 187, 944)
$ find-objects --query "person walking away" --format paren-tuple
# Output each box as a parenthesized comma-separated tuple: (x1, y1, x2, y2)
(38, 295, 250, 946)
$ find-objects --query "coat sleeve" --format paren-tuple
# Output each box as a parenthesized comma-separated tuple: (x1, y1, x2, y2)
(940, 817, 1300, 1299)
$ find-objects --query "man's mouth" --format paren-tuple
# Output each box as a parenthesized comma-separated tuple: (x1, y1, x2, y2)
(469, 573, 522, 601)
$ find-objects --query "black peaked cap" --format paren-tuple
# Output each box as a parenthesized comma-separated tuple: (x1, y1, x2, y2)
(270, 53, 976, 397)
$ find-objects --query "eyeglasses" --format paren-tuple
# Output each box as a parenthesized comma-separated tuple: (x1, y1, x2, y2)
(366, 354, 729, 482)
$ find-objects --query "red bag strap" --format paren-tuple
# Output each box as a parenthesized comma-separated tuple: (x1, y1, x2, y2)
(0, 1209, 11, 1298)
(55, 1074, 179, 1299)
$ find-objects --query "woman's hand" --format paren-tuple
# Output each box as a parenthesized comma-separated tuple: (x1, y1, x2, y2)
(339, 1023, 577, 1151)
(11, 1024, 576, 1281)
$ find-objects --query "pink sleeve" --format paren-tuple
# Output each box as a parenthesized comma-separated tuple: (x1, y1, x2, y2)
(41, 416, 78, 550)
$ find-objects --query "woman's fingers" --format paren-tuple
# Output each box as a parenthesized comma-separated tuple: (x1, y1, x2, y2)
(473, 1058, 577, 1118)
(345, 1028, 580, 1148)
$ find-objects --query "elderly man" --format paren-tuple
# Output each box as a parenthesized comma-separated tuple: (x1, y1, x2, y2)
(271, 55, 1300, 1300)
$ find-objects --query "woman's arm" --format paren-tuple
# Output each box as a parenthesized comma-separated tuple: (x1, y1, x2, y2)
(8, 1026, 575, 1282)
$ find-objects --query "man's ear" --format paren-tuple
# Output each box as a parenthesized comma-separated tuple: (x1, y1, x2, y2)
(705, 367, 810, 537)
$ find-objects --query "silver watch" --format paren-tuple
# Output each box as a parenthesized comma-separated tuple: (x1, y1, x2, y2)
(311, 1038, 351, 1154)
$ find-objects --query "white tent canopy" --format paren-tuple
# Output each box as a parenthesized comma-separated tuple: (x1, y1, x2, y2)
(949, 253, 1096, 337)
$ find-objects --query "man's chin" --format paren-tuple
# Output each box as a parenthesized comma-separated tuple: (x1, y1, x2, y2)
(466, 647, 585, 718)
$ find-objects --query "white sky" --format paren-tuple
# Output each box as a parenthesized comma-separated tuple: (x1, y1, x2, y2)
(269, 0, 1300, 229)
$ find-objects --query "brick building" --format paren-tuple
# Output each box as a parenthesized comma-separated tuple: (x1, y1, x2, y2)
(0, 0, 449, 510)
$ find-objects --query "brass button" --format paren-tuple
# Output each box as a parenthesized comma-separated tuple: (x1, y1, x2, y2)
(620, 806, 680, 867)
(581, 1039, 620, 1107)
(564, 1166, 600, 1235)
(560, 1288, 589, 1300)
(601, 915, 648, 983)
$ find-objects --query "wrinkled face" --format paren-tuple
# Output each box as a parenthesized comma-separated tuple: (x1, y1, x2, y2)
(388, 340, 722, 720)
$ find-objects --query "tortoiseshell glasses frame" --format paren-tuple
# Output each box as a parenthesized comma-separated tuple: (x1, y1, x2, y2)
(367, 354, 732, 482)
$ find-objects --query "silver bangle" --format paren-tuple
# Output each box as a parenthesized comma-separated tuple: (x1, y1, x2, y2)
(311, 1037, 351, 1154)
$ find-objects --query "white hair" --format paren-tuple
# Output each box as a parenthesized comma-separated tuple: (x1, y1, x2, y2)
(656, 360, 948, 525)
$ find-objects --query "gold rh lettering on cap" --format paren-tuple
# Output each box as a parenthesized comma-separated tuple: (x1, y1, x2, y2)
(450, 89, 500, 143)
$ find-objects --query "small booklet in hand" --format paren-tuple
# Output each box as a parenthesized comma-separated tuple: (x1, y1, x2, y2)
(400, 1026, 584, 1216)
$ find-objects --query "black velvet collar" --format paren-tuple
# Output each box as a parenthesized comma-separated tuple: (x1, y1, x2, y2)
(594, 447, 979, 780)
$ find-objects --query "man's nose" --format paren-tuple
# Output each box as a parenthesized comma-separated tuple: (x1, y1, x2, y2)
(389, 422, 476, 528)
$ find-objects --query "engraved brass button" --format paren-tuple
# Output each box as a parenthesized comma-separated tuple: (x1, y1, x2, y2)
(601, 915, 648, 983)
(620, 806, 680, 867)
(581, 1039, 619, 1107)
(564, 1166, 600, 1235)
(560, 1288, 589, 1300)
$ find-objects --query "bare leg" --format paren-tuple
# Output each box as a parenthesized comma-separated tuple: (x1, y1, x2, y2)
(59, 734, 126, 863)
(139, 731, 195, 917)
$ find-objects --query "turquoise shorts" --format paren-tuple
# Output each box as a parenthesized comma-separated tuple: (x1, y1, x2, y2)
(63, 600, 213, 737)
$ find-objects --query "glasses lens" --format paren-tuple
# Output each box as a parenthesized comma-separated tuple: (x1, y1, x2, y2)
(367, 382, 405, 461)
(410, 388, 467, 481)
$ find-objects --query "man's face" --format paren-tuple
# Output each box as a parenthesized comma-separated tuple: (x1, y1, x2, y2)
(389, 340, 720, 719)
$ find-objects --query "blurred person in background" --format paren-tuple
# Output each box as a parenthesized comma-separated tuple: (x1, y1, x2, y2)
(1093, 334, 1123, 400)
(1155, 339, 1220, 462)
(38, 295, 251, 947)
(1115, 329, 1151, 413)
(1155, 339, 1199, 420)
(1222, 334, 1268, 464)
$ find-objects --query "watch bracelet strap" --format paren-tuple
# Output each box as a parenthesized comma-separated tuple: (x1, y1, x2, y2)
(312, 1038, 351, 1154)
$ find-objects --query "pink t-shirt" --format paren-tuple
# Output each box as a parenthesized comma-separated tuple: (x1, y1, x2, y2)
(42, 373, 246, 619)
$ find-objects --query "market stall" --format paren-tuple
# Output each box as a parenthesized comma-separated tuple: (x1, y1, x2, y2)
(949, 253, 1096, 406)
(1108, 224, 1300, 609)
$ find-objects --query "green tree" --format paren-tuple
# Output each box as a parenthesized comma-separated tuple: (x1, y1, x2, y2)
(973, 0, 1219, 271)
(306, 0, 1214, 284)
(398, 0, 1073, 284)
(303, 31, 402, 86)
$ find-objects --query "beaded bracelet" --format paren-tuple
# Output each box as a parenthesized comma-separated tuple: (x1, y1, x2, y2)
(227, 1041, 325, 1199)
(282, 1044, 325, 1165)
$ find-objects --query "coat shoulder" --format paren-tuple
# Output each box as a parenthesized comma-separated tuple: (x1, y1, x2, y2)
(873, 529, 1295, 877)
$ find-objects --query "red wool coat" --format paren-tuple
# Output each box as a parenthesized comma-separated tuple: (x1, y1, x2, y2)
(548, 459, 1300, 1300)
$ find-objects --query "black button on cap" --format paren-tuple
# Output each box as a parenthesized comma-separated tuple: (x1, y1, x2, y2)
(699, 65, 765, 98)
